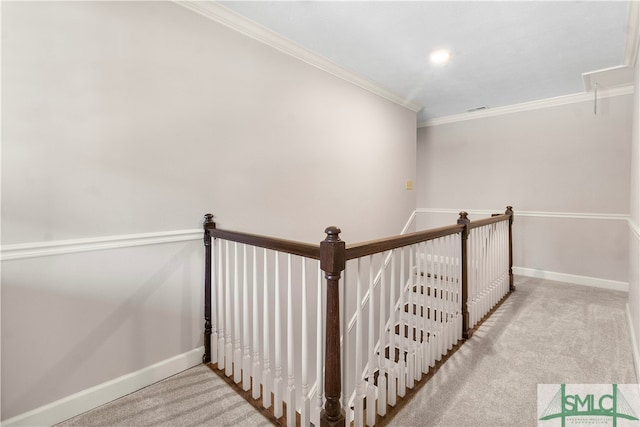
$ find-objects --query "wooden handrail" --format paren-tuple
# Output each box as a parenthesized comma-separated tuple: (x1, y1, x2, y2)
(207, 227, 321, 260)
(344, 223, 465, 260)
(468, 213, 510, 229)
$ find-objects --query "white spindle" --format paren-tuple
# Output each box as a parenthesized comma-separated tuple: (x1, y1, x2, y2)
(445, 236, 452, 350)
(315, 262, 324, 427)
(420, 241, 429, 374)
(354, 259, 364, 427)
(242, 245, 251, 390)
(262, 249, 272, 409)
(366, 256, 376, 426)
(234, 243, 242, 384)
(274, 252, 283, 418)
(225, 240, 233, 377)
(341, 269, 349, 419)
(406, 246, 415, 389)
(218, 239, 225, 369)
(252, 247, 261, 400)
(436, 239, 442, 356)
(387, 251, 397, 407)
(397, 247, 406, 398)
(211, 237, 218, 365)
(301, 260, 310, 427)
(377, 252, 387, 416)
(413, 244, 421, 382)
(286, 254, 296, 427)
(428, 239, 436, 368)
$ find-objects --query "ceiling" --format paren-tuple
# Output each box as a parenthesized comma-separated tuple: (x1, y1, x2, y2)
(218, 1, 632, 123)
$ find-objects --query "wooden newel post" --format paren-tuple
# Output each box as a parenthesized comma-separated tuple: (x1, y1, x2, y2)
(203, 213, 215, 363)
(320, 226, 346, 427)
(457, 211, 472, 339)
(506, 206, 515, 292)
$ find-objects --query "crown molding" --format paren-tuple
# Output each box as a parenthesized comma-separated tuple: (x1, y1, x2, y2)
(418, 85, 634, 128)
(173, 0, 422, 113)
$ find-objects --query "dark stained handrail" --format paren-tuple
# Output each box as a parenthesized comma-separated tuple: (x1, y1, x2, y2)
(468, 213, 510, 229)
(204, 212, 513, 263)
(344, 223, 465, 260)
(207, 227, 321, 260)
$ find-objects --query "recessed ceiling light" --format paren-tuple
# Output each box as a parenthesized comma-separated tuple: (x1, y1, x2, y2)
(430, 49, 451, 65)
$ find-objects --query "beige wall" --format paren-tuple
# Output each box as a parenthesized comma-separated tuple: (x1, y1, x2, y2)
(416, 94, 632, 283)
(1, 1, 416, 419)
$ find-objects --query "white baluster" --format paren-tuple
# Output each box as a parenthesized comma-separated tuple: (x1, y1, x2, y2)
(448, 235, 455, 349)
(387, 251, 397, 407)
(217, 239, 225, 369)
(286, 254, 296, 427)
(366, 256, 376, 426)
(341, 269, 349, 417)
(234, 243, 242, 384)
(274, 252, 283, 418)
(242, 245, 251, 390)
(436, 238, 445, 360)
(315, 262, 324, 427)
(252, 247, 261, 400)
(211, 237, 218, 365)
(420, 241, 429, 374)
(301, 259, 310, 427)
(406, 246, 415, 389)
(456, 233, 463, 341)
(428, 239, 436, 368)
(216, 241, 224, 369)
(225, 240, 233, 377)
(471, 228, 478, 327)
(397, 247, 406, 398)
(354, 258, 364, 427)
(377, 252, 387, 417)
(262, 249, 272, 409)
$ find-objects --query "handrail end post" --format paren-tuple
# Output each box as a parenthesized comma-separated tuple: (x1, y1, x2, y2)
(457, 212, 472, 339)
(506, 206, 515, 291)
(320, 226, 346, 427)
(203, 213, 215, 364)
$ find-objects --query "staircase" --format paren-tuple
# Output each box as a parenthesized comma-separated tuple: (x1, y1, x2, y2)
(202, 207, 514, 426)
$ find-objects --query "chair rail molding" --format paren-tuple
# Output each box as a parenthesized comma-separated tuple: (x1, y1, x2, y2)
(416, 207, 630, 222)
(417, 207, 632, 292)
(1, 229, 203, 261)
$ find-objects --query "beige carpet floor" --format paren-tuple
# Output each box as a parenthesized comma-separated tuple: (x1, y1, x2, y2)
(55, 364, 273, 427)
(387, 276, 637, 426)
(56, 276, 637, 426)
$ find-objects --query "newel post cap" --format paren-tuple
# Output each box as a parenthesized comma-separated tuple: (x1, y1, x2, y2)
(324, 226, 342, 241)
(203, 213, 216, 231)
(320, 226, 345, 274)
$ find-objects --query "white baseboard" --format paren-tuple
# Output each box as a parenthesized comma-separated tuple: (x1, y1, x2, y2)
(1, 347, 205, 427)
(513, 266, 629, 292)
(626, 304, 640, 383)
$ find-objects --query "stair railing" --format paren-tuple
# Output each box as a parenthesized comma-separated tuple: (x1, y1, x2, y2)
(202, 206, 514, 427)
